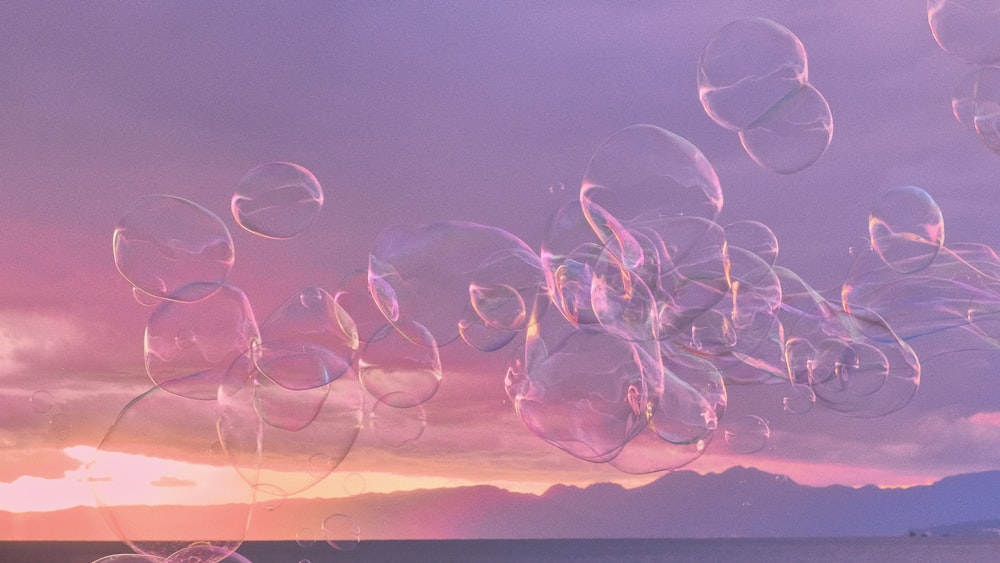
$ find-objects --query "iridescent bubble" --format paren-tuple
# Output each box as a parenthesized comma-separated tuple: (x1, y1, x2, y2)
(698, 18, 808, 132)
(132, 287, 162, 307)
(322, 513, 361, 551)
(928, 0, 1000, 65)
(951, 67, 1000, 135)
(783, 384, 816, 414)
(113, 195, 235, 302)
(868, 186, 945, 274)
(92, 555, 164, 563)
(723, 414, 771, 454)
(358, 321, 442, 408)
(231, 162, 324, 240)
(725, 220, 780, 268)
(581, 125, 724, 225)
(144, 284, 260, 400)
(737, 83, 833, 174)
(336, 269, 393, 344)
(89, 383, 253, 559)
(370, 395, 428, 448)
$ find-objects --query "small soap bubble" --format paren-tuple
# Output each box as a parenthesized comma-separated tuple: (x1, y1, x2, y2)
(723, 414, 771, 454)
(322, 513, 361, 551)
(29, 390, 55, 414)
(343, 472, 367, 496)
(232, 162, 324, 239)
(868, 186, 945, 274)
(370, 396, 427, 448)
(295, 527, 319, 547)
(782, 384, 816, 414)
(737, 83, 833, 174)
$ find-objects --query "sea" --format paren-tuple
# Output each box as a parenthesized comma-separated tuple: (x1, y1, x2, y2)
(2, 537, 999, 563)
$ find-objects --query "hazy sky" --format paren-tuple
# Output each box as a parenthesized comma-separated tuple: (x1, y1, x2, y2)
(2, 0, 1000, 543)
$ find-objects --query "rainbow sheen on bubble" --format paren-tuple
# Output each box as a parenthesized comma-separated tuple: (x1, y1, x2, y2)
(231, 162, 324, 240)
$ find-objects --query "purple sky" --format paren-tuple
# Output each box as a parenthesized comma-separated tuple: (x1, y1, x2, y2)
(2, 0, 1000, 541)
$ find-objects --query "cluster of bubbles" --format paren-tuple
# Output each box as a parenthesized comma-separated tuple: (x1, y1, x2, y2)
(91, 13, 1000, 563)
(929, 0, 1000, 153)
(697, 18, 834, 173)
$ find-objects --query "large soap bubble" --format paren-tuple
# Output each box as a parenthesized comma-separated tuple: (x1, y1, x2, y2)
(928, 0, 1000, 66)
(737, 83, 833, 174)
(88, 384, 254, 560)
(231, 162, 324, 239)
(698, 17, 808, 132)
(114, 195, 235, 302)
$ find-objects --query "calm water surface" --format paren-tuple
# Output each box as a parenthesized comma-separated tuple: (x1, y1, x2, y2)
(3, 537, 998, 563)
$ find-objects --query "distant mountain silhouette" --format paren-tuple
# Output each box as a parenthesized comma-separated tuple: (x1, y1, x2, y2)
(4, 467, 1000, 540)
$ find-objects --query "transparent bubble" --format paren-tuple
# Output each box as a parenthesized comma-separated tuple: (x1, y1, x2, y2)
(581, 124, 724, 224)
(92, 555, 164, 563)
(737, 83, 833, 174)
(928, 0, 1000, 65)
(29, 390, 55, 414)
(868, 186, 945, 274)
(370, 395, 427, 448)
(113, 195, 235, 302)
(295, 527, 319, 547)
(725, 220, 780, 268)
(336, 269, 392, 344)
(358, 321, 442, 408)
(144, 284, 260, 400)
(723, 414, 771, 454)
(217, 350, 363, 497)
(698, 18, 809, 132)
(951, 67, 1000, 137)
(782, 384, 816, 414)
(231, 162, 324, 239)
(368, 221, 539, 346)
(322, 513, 361, 551)
(88, 384, 253, 559)
(343, 472, 367, 496)
(164, 544, 253, 563)
(133, 287, 163, 307)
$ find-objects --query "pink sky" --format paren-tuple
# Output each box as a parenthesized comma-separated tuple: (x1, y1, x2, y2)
(2, 0, 1000, 545)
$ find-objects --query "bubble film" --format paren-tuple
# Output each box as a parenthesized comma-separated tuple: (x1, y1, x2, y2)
(699, 18, 833, 173)
(231, 162, 324, 240)
(928, 0, 1000, 65)
(113, 195, 235, 302)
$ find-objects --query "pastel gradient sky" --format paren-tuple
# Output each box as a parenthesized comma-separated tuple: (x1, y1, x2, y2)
(2, 0, 1000, 543)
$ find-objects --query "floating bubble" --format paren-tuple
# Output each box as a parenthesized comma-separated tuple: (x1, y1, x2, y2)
(133, 287, 162, 307)
(723, 414, 771, 454)
(231, 162, 324, 239)
(698, 18, 808, 132)
(336, 269, 393, 344)
(217, 351, 363, 497)
(144, 284, 260, 400)
(581, 124, 724, 224)
(370, 395, 428, 448)
(113, 195, 235, 302)
(295, 527, 319, 547)
(737, 83, 833, 174)
(783, 384, 816, 414)
(92, 555, 164, 563)
(29, 390, 55, 414)
(868, 186, 945, 274)
(88, 383, 253, 559)
(322, 513, 361, 551)
(165, 544, 253, 563)
(928, 0, 1000, 65)
(358, 321, 442, 408)
(343, 472, 367, 496)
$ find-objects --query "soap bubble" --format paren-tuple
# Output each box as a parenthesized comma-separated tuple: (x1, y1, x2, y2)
(343, 472, 367, 496)
(358, 321, 442, 408)
(723, 414, 771, 454)
(581, 124, 724, 224)
(231, 162, 324, 239)
(928, 0, 1000, 65)
(144, 284, 260, 400)
(698, 18, 808, 132)
(29, 390, 55, 414)
(88, 384, 253, 559)
(868, 186, 945, 274)
(113, 195, 235, 302)
(295, 527, 319, 547)
(737, 83, 833, 174)
(322, 513, 361, 551)
(370, 394, 428, 448)
(783, 384, 816, 414)
(165, 544, 253, 563)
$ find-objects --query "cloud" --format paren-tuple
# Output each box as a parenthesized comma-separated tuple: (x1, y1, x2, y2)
(150, 476, 196, 488)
